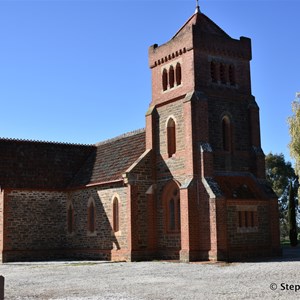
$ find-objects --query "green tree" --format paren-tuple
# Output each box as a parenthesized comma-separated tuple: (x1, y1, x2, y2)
(288, 93, 300, 180)
(265, 153, 298, 240)
(288, 181, 298, 246)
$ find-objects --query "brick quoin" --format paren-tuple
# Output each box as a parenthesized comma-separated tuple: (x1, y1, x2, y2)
(0, 4, 280, 263)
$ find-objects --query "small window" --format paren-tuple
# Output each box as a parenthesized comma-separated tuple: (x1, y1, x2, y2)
(163, 181, 181, 234)
(238, 210, 258, 228)
(88, 201, 95, 233)
(162, 69, 168, 91)
(176, 195, 181, 229)
(222, 116, 231, 152)
(167, 118, 176, 157)
(169, 198, 175, 230)
(67, 203, 74, 234)
(167, 187, 180, 232)
(220, 63, 227, 84)
(175, 63, 182, 85)
(113, 198, 119, 232)
(169, 66, 175, 88)
(238, 211, 243, 228)
(229, 64, 236, 86)
(210, 61, 218, 83)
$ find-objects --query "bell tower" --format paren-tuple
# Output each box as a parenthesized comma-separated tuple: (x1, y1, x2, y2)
(147, 3, 264, 177)
(145, 3, 280, 261)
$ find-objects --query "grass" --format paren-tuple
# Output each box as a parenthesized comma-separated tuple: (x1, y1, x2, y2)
(281, 240, 291, 246)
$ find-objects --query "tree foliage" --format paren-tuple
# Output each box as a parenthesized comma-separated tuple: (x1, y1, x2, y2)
(288, 182, 298, 246)
(288, 95, 300, 179)
(265, 153, 296, 197)
(265, 153, 298, 240)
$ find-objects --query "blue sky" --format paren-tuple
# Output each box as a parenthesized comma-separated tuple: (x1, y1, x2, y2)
(0, 0, 299, 163)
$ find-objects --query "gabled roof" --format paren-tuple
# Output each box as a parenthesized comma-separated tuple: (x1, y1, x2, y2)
(172, 11, 230, 39)
(214, 174, 267, 200)
(69, 129, 146, 187)
(0, 129, 146, 190)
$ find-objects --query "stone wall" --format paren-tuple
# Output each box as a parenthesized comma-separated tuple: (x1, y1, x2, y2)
(227, 200, 275, 260)
(67, 185, 128, 260)
(3, 189, 67, 262)
(2, 185, 130, 262)
(123, 149, 155, 261)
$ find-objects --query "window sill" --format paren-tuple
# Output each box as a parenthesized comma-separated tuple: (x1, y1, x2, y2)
(87, 231, 97, 237)
(237, 227, 258, 233)
(166, 230, 180, 235)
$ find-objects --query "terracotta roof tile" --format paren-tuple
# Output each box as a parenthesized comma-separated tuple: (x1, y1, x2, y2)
(0, 129, 146, 189)
(69, 129, 146, 187)
(215, 174, 266, 200)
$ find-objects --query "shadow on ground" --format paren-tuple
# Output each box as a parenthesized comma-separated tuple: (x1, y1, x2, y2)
(280, 244, 300, 261)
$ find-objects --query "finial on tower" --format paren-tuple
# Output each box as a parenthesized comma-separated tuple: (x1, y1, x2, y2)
(195, 0, 200, 13)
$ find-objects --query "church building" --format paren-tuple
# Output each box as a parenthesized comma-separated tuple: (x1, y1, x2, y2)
(0, 4, 281, 262)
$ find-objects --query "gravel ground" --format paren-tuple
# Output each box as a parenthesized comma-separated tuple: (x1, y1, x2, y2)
(1, 247, 300, 300)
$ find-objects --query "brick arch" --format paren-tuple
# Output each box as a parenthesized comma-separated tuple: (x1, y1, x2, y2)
(87, 196, 96, 234)
(210, 60, 218, 83)
(162, 180, 181, 234)
(221, 114, 233, 152)
(162, 68, 168, 91)
(169, 65, 175, 88)
(67, 199, 74, 234)
(111, 193, 121, 233)
(166, 116, 177, 158)
(175, 62, 182, 86)
(229, 64, 236, 86)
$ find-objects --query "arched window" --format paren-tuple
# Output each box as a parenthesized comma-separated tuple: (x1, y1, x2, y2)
(222, 116, 232, 151)
(88, 200, 95, 233)
(169, 66, 175, 88)
(175, 63, 182, 86)
(67, 203, 74, 234)
(113, 197, 119, 232)
(162, 69, 168, 91)
(229, 64, 236, 86)
(220, 63, 227, 84)
(169, 198, 175, 230)
(176, 197, 181, 229)
(167, 118, 176, 158)
(210, 61, 217, 83)
(163, 182, 180, 233)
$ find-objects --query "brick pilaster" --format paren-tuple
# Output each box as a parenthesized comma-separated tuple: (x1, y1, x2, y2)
(183, 95, 194, 176)
(179, 187, 191, 262)
(126, 184, 138, 260)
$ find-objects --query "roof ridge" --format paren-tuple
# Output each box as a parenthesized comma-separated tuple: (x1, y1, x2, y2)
(95, 128, 145, 146)
(0, 137, 93, 147)
(172, 11, 198, 39)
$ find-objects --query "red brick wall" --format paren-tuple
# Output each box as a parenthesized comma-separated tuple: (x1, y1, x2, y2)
(193, 34, 252, 94)
(0, 190, 3, 259)
(149, 36, 194, 106)
(146, 11, 278, 262)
